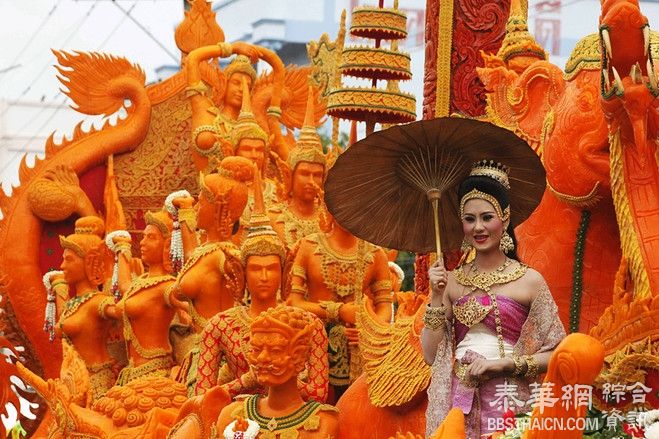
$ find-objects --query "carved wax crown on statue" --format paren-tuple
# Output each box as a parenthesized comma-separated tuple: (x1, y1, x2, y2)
(469, 160, 511, 189)
(497, 0, 547, 62)
(230, 78, 269, 152)
(288, 89, 327, 171)
(240, 169, 286, 265)
(224, 55, 257, 83)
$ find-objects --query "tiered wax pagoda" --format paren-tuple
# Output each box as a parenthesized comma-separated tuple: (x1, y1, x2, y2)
(327, 0, 416, 134)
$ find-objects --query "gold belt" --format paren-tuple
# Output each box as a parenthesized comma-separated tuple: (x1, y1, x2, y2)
(453, 360, 481, 388)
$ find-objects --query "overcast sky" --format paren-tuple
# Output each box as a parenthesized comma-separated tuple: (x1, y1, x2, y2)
(0, 0, 185, 103)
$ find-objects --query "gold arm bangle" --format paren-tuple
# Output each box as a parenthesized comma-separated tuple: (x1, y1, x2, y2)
(291, 264, 307, 280)
(522, 354, 540, 379)
(98, 297, 114, 319)
(372, 292, 394, 305)
(185, 81, 209, 98)
(370, 279, 392, 293)
(423, 303, 446, 331)
(511, 354, 525, 377)
(178, 208, 197, 231)
(216, 42, 233, 58)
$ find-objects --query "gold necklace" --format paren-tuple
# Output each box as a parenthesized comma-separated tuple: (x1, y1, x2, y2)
(454, 258, 527, 292)
(315, 234, 370, 299)
(281, 205, 320, 246)
(59, 291, 99, 322)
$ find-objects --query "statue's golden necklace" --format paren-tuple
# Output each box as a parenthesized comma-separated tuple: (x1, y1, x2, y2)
(244, 394, 323, 436)
(121, 274, 175, 359)
(315, 234, 370, 299)
(59, 290, 99, 323)
(280, 205, 320, 246)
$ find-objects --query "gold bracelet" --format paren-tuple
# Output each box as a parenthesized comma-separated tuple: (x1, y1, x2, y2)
(372, 292, 393, 305)
(319, 301, 342, 323)
(522, 354, 540, 379)
(291, 264, 307, 280)
(178, 208, 197, 231)
(511, 355, 525, 377)
(216, 42, 233, 58)
(51, 280, 67, 288)
(423, 304, 446, 331)
(371, 279, 392, 293)
(98, 297, 114, 319)
(185, 81, 209, 98)
(290, 285, 307, 296)
(163, 285, 174, 308)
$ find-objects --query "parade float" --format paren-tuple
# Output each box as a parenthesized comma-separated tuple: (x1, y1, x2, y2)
(0, 0, 656, 438)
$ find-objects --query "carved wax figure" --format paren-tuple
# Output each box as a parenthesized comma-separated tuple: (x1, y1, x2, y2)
(186, 39, 259, 173)
(421, 161, 566, 438)
(54, 216, 116, 401)
(101, 210, 177, 385)
(230, 78, 280, 244)
(169, 156, 254, 393)
(195, 171, 329, 402)
(214, 306, 339, 439)
(269, 92, 325, 249)
(288, 211, 393, 390)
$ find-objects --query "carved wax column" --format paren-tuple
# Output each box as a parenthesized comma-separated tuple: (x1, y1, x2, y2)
(416, 0, 511, 290)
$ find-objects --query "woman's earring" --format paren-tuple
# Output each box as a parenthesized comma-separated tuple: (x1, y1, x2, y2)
(499, 231, 514, 253)
(461, 237, 472, 253)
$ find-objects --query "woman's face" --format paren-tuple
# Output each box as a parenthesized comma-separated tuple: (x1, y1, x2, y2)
(461, 198, 506, 254)
(60, 248, 86, 284)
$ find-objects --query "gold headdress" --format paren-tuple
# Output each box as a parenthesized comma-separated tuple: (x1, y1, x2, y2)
(224, 55, 257, 84)
(241, 170, 286, 265)
(144, 211, 173, 238)
(497, 0, 547, 63)
(230, 78, 269, 152)
(288, 88, 326, 170)
(459, 160, 511, 221)
(469, 159, 510, 189)
(59, 216, 105, 258)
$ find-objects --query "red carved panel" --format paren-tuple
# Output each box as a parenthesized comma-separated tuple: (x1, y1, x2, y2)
(451, 0, 510, 116)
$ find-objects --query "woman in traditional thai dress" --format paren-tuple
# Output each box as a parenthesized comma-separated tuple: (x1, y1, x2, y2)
(421, 161, 566, 438)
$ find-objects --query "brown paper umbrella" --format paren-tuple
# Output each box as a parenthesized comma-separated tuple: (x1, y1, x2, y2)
(324, 117, 546, 254)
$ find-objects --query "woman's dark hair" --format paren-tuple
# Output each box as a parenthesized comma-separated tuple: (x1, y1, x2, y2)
(458, 175, 519, 261)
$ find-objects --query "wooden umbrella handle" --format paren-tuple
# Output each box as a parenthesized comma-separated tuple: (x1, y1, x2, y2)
(431, 197, 442, 256)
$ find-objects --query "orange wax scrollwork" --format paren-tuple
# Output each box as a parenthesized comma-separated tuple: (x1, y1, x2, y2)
(213, 306, 339, 439)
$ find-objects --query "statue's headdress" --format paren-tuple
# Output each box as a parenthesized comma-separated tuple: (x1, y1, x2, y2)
(288, 88, 326, 171)
(224, 55, 257, 84)
(241, 170, 286, 266)
(250, 305, 314, 352)
(497, 0, 547, 63)
(230, 78, 269, 153)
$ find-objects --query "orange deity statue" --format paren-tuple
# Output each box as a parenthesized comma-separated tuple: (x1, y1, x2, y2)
(230, 79, 282, 245)
(46, 216, 116, 402)
(269, 93, 327, 249)
(195, 171, 329, 402)
(214, 305, 339, 439)
(288, 213, 393, 389)
(169, 156, 254, 392)
(101, 210, 178, 385)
